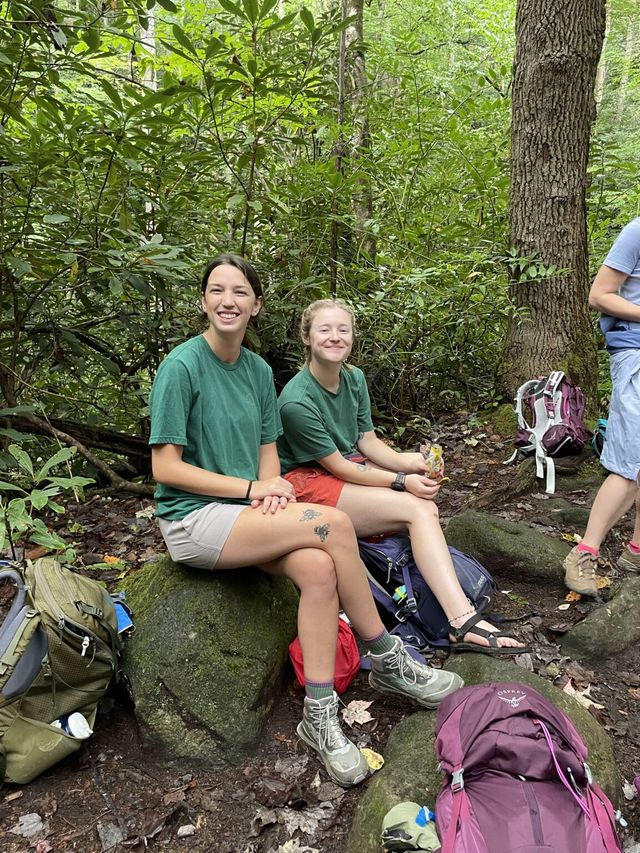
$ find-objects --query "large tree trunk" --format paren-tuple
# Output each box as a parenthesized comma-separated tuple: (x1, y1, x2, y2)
(500, 0, 606, 403)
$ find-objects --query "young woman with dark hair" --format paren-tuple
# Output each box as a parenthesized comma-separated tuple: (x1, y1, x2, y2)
(148, 257, 463, 787)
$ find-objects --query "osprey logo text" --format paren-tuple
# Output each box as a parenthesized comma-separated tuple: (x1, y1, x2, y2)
(497, 689, 527, 708)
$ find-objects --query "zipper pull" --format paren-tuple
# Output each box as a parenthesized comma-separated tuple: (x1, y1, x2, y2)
(81, 636, 90, 657)
(58, 617, 65, 642)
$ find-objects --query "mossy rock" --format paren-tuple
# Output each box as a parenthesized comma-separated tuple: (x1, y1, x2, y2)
(542, 497, 591, 531)
(346, 712, 439, 853)
(553, 458, 607, 496)
(122, 557, 298, 768)
(445, 509, 570, 583)
(482, 403, 518, 438)
(560, 574, 640, 661)
(347, 658, 621, 853)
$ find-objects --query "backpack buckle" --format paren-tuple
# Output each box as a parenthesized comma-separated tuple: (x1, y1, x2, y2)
(451, 768, 464, 792)
(394, 606, 409, 622)
(584, 762, 593, 785)
(405, 595, 417, 612)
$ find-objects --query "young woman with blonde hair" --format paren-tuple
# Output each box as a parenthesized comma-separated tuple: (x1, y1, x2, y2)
(278, 299, 529, 654)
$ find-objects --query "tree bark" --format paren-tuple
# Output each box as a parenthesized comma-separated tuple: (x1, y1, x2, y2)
(501, 0, 606, 403)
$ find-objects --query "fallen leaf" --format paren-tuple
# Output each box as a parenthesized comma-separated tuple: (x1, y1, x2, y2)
(9, 813, 46, 840)
(315, 781, 345, 802)
(561, 533, 581, 543)
(565, 591, 581, 602)
(135, 505, 156, 519)
(622, 779, 637, 801)
(342, 699, 374, 727)
(281, 802, 335, 835)
(4, 791, 23, 802)
(274, 754, 309, 779)
(562, 680, 604, 711)
(190, 788, 224, 811)
(278, 840, 319, 853)
(361, 747, 384, 771)
(628, 687, 640, 700)
(596, 575, 611, 589)
(25, 545, 49, 560)
(35, 842, 52, 853)
(249, 806, 278, 837)
(162, 789, 185, 806)
(558, 603, 571, 610)
(177, 824, 195, 837)
(102, 554, 121, 564)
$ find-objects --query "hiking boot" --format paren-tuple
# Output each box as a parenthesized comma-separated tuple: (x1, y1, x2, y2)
(617, 545, 640, 574)
(368, 637, 463, 709)
(297, 693, 369, 787)
(563, 546, 598, 596)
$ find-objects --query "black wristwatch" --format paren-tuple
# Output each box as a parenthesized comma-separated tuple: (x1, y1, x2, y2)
(390, 472, 406, 492)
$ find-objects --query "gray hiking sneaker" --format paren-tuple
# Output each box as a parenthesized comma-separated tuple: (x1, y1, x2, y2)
(617, 545, 640, 574)
(297, 693, 370, 787)
(368, 637, 463, 709)
(563, 546, 598, 596)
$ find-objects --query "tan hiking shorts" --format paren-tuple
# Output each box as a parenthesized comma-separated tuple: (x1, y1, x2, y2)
(158, 502, 247, 570)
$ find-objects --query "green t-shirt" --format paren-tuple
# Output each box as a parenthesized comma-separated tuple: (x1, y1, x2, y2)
(277, 365, 374, 473)
(149, 335, 282, 519)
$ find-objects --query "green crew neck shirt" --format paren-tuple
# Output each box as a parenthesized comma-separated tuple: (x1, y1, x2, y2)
(277, 365, 374, 473)
(149, 335, 282, 519)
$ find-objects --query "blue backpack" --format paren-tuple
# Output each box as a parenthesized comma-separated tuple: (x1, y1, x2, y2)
(358, 535, 495, 650)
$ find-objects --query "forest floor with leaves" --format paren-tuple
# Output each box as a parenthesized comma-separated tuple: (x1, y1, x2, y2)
(1, 419, 640, 853)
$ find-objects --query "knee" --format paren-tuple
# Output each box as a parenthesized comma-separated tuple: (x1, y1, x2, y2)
(407, 496, 439, 522)
(319, 506, 357, 541)
(298, 551, 338, 595)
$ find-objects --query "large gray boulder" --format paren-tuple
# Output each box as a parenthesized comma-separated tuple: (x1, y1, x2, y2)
(347, 656, 621, 853)
(560, 574, 640, 660)
(122, 557, 298, 768)
(445, 509, 571, 583)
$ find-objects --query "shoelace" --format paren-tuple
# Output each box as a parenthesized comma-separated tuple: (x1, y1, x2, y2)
(576, 552, 596, 578)
(382, 646, 430, 687)
(309, 699, 350, 750)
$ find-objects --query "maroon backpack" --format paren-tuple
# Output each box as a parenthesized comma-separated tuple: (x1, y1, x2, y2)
(508, 371, 591, 493)
(434, 682, 622, 853)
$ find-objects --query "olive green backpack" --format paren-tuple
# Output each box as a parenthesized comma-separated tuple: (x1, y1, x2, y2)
(0, 558, 121, 784)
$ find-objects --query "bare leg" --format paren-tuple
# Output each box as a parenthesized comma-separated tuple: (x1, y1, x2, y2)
(631, 490, 640, 544)
(218, 501, 385, 644)
(580, 473, 637, 550)
(337, 484, 524, 649)
(260, 548, 339, 683)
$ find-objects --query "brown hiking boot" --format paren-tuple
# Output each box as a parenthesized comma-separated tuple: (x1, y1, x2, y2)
(563, 546, 598, 596)
(617, 545, 640, 574)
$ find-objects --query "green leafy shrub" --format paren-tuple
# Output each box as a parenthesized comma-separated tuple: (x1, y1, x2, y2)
(0, 444, 93, 560)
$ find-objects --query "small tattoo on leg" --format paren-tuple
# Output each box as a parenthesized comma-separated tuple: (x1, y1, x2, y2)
(314, 523, 330, 542)
(300, 509, 322, 522)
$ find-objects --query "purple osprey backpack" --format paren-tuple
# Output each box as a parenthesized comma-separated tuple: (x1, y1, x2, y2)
(434, 682, 622, 853)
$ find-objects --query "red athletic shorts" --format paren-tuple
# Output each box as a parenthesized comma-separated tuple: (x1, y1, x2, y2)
(284, 455, 365, 507)
(284, 466, 345, 507)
